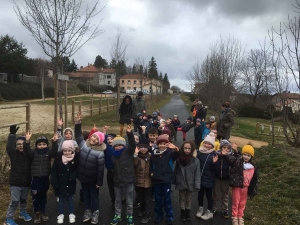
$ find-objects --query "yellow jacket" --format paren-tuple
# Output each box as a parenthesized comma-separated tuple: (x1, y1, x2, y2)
(199, 139, 220, 151)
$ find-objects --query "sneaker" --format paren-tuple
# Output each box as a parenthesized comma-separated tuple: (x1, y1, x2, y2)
(82, 209, 92, 222)
(34, 212, 41, 224)
(91, 210, 99, 224)
(4, 218, 18, 225)
(196, 206, 203, 218)
(222, 211, 229, 219)
(153, 216, 162, 224)
(110, 214, 122, 225)
(57, 214, 64, 224)
(141, 212, 150, 224)
(69, 213, 76, 223)
(19, 211, 32, 221)
(200, 210, 213, 220)
(41, 213, 49, 222)
(126, 215, 134, 225)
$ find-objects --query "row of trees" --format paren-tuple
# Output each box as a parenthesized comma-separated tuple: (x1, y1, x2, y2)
(186, 1, 300, 147)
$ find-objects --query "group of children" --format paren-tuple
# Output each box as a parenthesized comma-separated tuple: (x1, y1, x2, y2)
(4, 111, 258, 225)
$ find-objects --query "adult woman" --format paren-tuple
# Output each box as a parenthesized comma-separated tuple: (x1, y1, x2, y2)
(216, 102, 235, 140)
(119, 95, 133, 136)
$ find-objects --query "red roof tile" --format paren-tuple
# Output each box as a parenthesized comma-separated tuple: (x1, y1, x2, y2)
(121, 74, 148, 79)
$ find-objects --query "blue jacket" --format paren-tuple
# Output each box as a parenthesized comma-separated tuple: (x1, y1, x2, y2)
(197, 151, 216, 188)
(150, 148, 180, 184)
(104, 135, 114, 170)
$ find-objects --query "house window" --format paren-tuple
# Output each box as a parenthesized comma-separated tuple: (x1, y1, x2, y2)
(127, 80, 131, 85)
(108, 81, 110, 84)
(134, 80, 136, 84)
(107, 75, 111, 79)
(121, 80, 124, 84)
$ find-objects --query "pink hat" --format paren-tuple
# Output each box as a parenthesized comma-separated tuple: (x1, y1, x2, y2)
(62, 140, 75, 152)
(92, 132, 105, 144)
(203, 132, 215, 147)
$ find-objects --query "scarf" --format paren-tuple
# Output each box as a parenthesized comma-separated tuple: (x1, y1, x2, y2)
(179, 153, 191, 166)
(35, 147, 49, 155)
(86, 140, 106, 151)
(113, 148, 125, 157)
(153, 149, 167, 155)
(244, 162, 254, 170)
(62, 154, 74, 165)
(199, 146, 214, 154)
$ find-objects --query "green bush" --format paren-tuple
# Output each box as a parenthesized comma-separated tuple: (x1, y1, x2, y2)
(237, 106, 282, 119)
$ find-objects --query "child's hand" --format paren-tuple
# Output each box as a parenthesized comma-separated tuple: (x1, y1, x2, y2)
(25, 130, 32, 142)
(52, 133, 59, 142)
(57, 118, 63, 128)
(168, 143, 179, 151)
(126, 124, 132, 133)
(96, 185, 99, 188)
(143, 110, 146, 114)
(212, 154, 218, 163)
(135, 147, 139, 154)
(103, 125, 110, 132)
(75, 112, 82, 123)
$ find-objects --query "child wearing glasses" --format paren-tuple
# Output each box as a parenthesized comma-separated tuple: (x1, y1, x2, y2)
(133, 138, 152, 224)
(174, 140, 200, 222)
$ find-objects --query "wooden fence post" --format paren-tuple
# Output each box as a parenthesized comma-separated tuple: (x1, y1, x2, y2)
(107, 98, 109, 112)
(26, 102, 30, 132)
(113, 98, 115, 111)
(79, 99, 82, 113)
(72, 99, 75, 122)
(90, 98, 93, 117)
(99, 98, 102, 115)
(255, 123, 259, 134)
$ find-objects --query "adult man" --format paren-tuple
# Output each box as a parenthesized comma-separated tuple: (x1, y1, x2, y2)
(132, 91, 147, 132)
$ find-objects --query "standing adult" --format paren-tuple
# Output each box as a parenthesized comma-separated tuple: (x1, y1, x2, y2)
(119, 95, 133, 136)
(190, 99, 199, 118)
(216, 102, 235, 140)
(132, 91, 147, 132)
(193, 101, 207, 124)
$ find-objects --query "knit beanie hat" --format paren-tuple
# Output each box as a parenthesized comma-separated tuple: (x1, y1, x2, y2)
(138, 91, 143, 96)
(162, 129, 171, 136)
(35, 136, 49, 147)
(187, 116, 192, 121)
(242, 145, 255, 157)
(133, 132, 140, 137)
(174, 115, 178, 118)
(152, 112, 158, 116)
(16, 136, 26, 142)
(156, 135, 169, 145)
(220, 139, 231, 150)
(112, 135, 126, 147)
(88, 127, 99, 139)
(62, 140, 75, 152)
(92, 132, 105, 144)
(107, 133, 116, 139)
(203, 132, 215, 147)
(138, 138, 150, 147)
(210, 116, 215, 121)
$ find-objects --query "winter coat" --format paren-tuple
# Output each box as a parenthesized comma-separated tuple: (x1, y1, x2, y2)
(179, 121, 193, 132)
(216, 108, 235, 139)
(104, 135, 114, 170)
(51, 152, 79, 197)
(173, 154, 200, 191)
(194, 125, 203, 142)
(75, 123, 105, 186)
(224, 155, 258, 198)
(214, 151, 236, 180)
(111, 131, 136, 187)
(167, 123, 176, 137)
(150, 148, 181, 184)
(119, 101, 133, 124)
(24, 141, 58, 177)
(134, 152, 152, 188)
(171, 119, 181, 129)
(193, 107, 207, 124)
(140, 119, 152, 134)
(132, 97, 146, 118)
(56, 127, 78, 152)
(6, 134, 32, 187)
(197, 151, 216, 188)
(201, 124, 210, 140)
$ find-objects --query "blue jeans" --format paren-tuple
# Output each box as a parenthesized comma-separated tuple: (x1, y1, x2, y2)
(6, 186, 30, 219)
(58, 195, 74, 215)
(153, 182, 173, 221)
(31, 176, 49, 213)
(81, 182, 99, 211)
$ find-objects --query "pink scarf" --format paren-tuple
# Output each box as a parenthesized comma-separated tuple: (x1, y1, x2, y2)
(62, 154, 74, 165)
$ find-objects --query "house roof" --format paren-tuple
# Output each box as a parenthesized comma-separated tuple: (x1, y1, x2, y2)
(66, 64, 115, 78)
(121, 74, 148, 79)
(274, 92, 300, 99)
(67, 72, 95, 78)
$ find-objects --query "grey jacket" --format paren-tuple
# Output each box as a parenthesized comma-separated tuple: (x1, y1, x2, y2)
(174, 156, 201, 192)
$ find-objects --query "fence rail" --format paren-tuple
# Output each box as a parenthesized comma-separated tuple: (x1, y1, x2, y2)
(255, 123, 291, 137)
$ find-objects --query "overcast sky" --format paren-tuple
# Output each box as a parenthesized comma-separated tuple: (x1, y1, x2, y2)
(0, 0, 297, 91)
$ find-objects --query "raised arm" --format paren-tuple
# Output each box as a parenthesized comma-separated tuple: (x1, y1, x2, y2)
(74, 112, 84, 146)
(126, 125, 136, 155)
(49, 133, 59, 158)
(6, 125, 19, 157)
(23, 130, 34, 158)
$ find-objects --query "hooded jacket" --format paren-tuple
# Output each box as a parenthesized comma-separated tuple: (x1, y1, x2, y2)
(75, 123, 105, 186)
(216, 108, 236, 139)
(119, 96, 133, 124)
(57, 127, 78, 152)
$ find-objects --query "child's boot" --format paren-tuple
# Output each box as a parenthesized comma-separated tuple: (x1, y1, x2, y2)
(110, 214, 122, 225)
(238, 217, 244, 225)
(180, 209, 186, 222)
(126, 215, 134, 225)
(41, 213, 49, 222)
(232, 217, 238, 225)
(185, 209, 191, 221)
(69, 213, 76, 223)
(34, 212, 41, 224)
(57, 214, 64, 224)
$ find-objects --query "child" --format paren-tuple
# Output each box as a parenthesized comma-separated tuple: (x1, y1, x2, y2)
(132, 113, 143, 133)
(74, 113, 106, 224)
(210, 116, 217, 130)
(165, 118, 176, 141)
(4, 126, 32, 225)
(171, 115, 180, 141)
(140, 115, 152, 138)
(177, 116, 193, 142)
(148, 127, 159, 153)
(222, 144, 258, 225)
(196, 132, 218, 221)
(212, 139, 236, 219)
(134, 138, 152, 224)
(110, 125, 136, 225)
(162, 129, 172, 143)
(24, 131, 59, 224)
(57, 118, 78, 152)
(199, 129, 220, 151)
(201, 121, 211, 141)
(150, 135, 180, 225)
(194, 119, 203, 148)
(51, 140, 79, 224)
(174, 140, 200, 222)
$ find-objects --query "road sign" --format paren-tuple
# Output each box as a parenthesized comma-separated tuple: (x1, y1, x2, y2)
(58, 74, 69, 81)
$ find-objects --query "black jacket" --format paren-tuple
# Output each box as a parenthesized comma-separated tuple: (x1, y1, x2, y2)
(119, 101, 133, 124)
(193, 107, 207, 124)
(111, 131, 136, 187)
(150, 148, 180, 184)
(51, 152, 79, 197)
(197, 151, 216, 188)
(24, 141, 58, 177)
(6, 134, 32, 187)
(214, 151, 237, 180)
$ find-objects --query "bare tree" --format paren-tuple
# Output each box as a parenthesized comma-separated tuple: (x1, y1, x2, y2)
(186, 60, 202, 96)
(110, 29, 129, 118)
(135, 57, 146, 92)
(14, 0, 104, 131)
